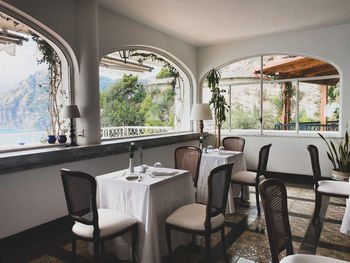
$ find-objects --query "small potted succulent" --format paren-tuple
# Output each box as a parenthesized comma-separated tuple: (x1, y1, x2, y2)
(319, 131, 350, 181)
(128, 142, 136, 173)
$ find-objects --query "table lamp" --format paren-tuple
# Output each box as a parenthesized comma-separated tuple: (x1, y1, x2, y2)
(190, 103, 212, 134)
(61, 105, 81, 146)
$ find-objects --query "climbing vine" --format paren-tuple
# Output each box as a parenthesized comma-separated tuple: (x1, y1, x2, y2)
(31, 33, 65, 136)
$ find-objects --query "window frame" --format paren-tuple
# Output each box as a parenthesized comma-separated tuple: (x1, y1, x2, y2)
(218, 55, 341, 135)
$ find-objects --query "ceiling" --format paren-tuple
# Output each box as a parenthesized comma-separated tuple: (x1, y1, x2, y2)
(98, 0, 350, 46)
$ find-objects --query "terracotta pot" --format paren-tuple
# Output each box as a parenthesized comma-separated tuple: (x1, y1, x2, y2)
(331, 170, 350, 181)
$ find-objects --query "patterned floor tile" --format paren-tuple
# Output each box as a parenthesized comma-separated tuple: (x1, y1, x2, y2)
(320, 222, 350, 246)
(317, 247, 350, 261)
(227, 232, 271, 263)
(325, 204, 346, 221)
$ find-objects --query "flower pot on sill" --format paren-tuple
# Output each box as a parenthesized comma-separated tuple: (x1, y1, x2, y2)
(58, 135, 67, 144)
(331, 170, 350, 181)
(47, 135, 56, 144)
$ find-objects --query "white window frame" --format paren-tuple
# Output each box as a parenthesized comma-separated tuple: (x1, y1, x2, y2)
(222, 55, 340, 135)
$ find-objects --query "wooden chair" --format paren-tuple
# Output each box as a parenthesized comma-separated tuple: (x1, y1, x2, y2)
(259, 179, 348, 263)
(231, 144, 272, 215)
(259, 179, 294, 263)
(222, 136, 245, 152)
(307, 145, 349, 224)
(60, 169, 138, 263)
(174, 146, 202, 188)
(165, 163, 233, 263)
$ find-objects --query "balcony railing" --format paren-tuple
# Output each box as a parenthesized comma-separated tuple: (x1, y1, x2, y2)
(274, 121, 338, 131)
(101, 126, 173, 139)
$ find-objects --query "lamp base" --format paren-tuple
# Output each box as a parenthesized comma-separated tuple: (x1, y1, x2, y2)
(199, 120, 204, 134)
(69, 118, 78, 147)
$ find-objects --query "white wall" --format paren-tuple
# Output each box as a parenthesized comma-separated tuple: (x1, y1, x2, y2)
(199, 23, 350, 176)
(0, 140, 197, 238)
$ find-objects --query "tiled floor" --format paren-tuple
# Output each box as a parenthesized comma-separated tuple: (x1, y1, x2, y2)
(3, 184, 350, 263)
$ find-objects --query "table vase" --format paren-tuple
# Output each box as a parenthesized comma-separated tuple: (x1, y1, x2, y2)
(129, 158, 134, 173)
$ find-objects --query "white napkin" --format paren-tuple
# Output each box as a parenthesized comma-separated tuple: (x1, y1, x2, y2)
(151, 170, 178, 176)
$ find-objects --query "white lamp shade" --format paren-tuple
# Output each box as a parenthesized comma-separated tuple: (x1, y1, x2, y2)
(190, 103, 212, 120)
(61, 105, 81, 119)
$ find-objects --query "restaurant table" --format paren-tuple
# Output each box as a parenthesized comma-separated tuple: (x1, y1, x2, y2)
(96, 167, 195, 263)
(197, 149, 248, 213)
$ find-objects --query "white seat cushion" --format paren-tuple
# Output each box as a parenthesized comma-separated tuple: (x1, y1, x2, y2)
(231, 170, 265, 184)
(165, 203, 224, 231)
(281, 254, 349, 263)
(72, 208, 137, 238)
(318, 180, 350, 196)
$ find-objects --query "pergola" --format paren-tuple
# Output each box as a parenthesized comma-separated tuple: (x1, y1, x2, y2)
(255, 56, 339, 130)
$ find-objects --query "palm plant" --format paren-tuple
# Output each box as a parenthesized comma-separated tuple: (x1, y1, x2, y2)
(319, 131, 350, 172)
(207, 68, 229, 147)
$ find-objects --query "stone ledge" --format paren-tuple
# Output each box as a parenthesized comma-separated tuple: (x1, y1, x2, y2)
(0, 132, 200, 175)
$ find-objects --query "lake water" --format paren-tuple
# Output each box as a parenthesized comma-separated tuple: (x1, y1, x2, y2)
(0, 129, 47, 146)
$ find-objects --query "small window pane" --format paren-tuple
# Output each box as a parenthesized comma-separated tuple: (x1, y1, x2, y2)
(229, 83, 261, 130)
(263, 82, 296, 130)
(299, 82, 339, 131)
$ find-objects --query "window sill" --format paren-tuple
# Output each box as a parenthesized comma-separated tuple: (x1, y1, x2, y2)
(0, 132, 199, 175)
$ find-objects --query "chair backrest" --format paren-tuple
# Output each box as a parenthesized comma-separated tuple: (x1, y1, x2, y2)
(307, 144, 322, 182)
(257, 144, 272, 174)
(259, 179, 294, 263)
(174, 146, 202, 187)
(222, 136, 246, 152)
(205, 163, 233, 230)
(60, 169, 99, 229)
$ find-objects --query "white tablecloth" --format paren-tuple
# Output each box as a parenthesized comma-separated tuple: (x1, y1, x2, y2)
(340, 178, 350, 235)
(96, 167, 195, 263)
(197, 149, 248, 213)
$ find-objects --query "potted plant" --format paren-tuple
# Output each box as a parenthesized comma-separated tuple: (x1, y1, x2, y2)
(319, 131, 350, 180)
(207, 68, 229, 148)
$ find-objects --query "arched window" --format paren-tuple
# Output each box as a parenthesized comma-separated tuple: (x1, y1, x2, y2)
(99, 48, 192, 139)
(202, 55, 340, 133)
(0, 10, 71, 149)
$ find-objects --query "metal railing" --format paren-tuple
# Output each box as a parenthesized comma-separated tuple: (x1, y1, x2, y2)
(101, 126, 173, 139)
(274, 121, 338, 131)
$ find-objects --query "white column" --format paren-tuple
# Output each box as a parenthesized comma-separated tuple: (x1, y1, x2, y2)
(74, 0, 100, 145)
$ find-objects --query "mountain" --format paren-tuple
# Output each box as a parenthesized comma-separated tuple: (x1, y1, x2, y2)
(100, 76, 120, 92)
(0, 71, 49, 130)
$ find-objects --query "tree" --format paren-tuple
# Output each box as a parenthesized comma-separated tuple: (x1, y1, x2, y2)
(100, 74, 144, 126)
(156, 67, 173, 79)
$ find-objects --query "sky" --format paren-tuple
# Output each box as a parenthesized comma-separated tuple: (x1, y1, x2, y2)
(0, 37, 47, 93)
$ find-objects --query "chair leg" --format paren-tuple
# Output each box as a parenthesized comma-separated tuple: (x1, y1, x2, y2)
(192, 233, 196, 246)
(221, 227, 228, 263)
(241, 184, 244, 201)
(93, 239, 99, 263)
(312, 192, 322, 224)
(100, 241, 104, 256)
(166, 224, 172, 262)
(71, 234, 76, 263)
(255, 185, 261, 216)
(205, 233, 211, 263)
(132, 224, 138, 263)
